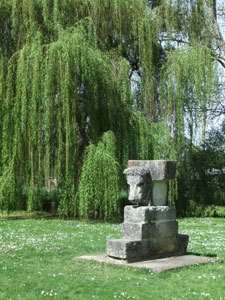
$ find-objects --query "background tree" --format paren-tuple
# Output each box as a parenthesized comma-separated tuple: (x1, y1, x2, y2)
(0, 0, 224, 218)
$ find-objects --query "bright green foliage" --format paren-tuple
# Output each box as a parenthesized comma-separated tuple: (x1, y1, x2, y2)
(77, 131, 120, 220)
(161, 46, 216, 144)
(0, 0, 220, 216)
(0, 168, 18, 211)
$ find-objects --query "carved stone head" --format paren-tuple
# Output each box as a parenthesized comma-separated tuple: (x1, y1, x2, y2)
(123, 166, 151, 206)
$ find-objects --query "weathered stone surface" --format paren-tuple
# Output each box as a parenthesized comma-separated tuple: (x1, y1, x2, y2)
(124, 206, 176, 223)
(123, 220, 178, 239)
(122, 223, 152, 239)
(107, 235, 183, 262)
(150, 221, 178, 238)
(107, 239, 152, 261)
(107, 239, 128, 259)
(124, 161, 176, 206)
(123, 167, 151, 205)
(128, 160, 176, 181)
(152, 180, 167, 205)
(151, 236, 177, 253)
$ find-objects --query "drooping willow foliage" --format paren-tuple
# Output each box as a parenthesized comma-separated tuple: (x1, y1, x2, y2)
(0, 0, 219, 217)
(161, 46, 216, 146)
(77, 131, 120, 220)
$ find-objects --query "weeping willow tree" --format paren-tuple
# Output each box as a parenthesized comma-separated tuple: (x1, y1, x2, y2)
(0, 0, 221, 216)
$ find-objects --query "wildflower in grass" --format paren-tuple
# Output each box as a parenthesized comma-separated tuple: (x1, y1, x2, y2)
(201, 292, 210, 297)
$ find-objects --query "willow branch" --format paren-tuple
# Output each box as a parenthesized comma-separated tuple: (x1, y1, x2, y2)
(203, 0, 225, 61)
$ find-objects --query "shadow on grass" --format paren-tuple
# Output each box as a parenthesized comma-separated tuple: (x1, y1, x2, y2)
(187, 251, 218, 258)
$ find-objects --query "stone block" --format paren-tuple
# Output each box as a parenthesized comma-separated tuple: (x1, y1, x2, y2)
(150, 220, 178, 238)
(128, 160, 176, 181)
(123, 220, 178, 239)
(107, 236, 179, 262)
(152, 180, 167, 205)
(124, 206, 176, 223)
(107, 239, 152, 261)
(150, 236, 177, 254)
(122, 222, 151, 239)
(107, 239, 128, 259)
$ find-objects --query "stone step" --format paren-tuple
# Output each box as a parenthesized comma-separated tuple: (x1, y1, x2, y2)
(107, 234, 189, 263)
(123, 220, 178, 239)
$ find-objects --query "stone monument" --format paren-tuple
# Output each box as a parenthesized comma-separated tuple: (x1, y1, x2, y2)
(107, 160, 189, 263)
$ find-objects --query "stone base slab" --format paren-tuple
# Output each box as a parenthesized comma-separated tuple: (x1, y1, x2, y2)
(74, 254, 222, 273)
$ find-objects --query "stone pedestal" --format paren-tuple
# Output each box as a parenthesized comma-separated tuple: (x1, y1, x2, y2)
(106, 160, 189, 263)
(107, 206, 188, 262)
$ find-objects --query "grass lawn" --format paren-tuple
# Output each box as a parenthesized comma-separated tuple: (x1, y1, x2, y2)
(0, 217, 224, 300)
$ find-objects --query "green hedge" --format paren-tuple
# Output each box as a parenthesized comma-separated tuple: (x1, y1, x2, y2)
(187, 201, 225, 217)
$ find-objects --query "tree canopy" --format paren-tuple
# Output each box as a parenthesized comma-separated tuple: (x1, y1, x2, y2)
(0, 0, 224, 218)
